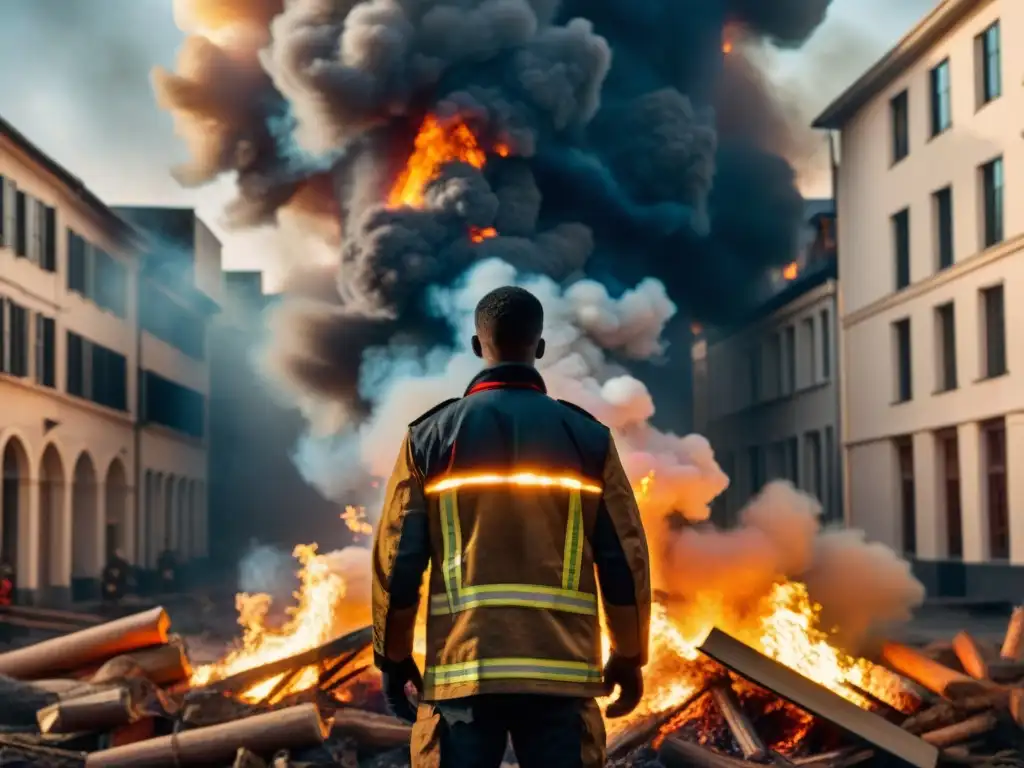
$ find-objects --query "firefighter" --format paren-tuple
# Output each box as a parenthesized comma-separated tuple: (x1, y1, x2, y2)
(372, 286, 652, 767)
(0, 561, 14, 607)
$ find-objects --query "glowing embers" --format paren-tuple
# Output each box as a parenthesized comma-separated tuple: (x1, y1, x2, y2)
(425, 472, 602, 495)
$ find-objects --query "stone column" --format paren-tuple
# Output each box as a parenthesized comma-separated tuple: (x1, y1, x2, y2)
(912, 430, 941, 559)
(1007, 413, 1024, 564)
(123, 486, 137, 566)
(958, 421, 987, 563)
(93, 480, 106, 577)
(19, 479, 40, 592)
(57, 481, 73, 586)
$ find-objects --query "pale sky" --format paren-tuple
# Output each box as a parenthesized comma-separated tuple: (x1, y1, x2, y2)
(0, 0, 939, 287)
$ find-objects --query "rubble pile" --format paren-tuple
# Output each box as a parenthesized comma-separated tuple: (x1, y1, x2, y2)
(3, 606, 1024, 766)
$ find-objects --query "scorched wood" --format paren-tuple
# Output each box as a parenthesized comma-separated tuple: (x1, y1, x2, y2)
(0, 607, 170, 680)
(36, 686, 135, 735)
(920, 711, 999, 748)
(331, 709, 412, 749)
(85, 701, 328, 767)
(954, 632, 993, 681)
(658, 736, 756, 768)
(900, 691, 1007, 734)
(710, 681, 768, 761)
(1003, 608, 1024, 661)
(699, 628, 940, 768)
(606, 685, 710, 757)
(881, 642, 995, 700)
(80, 636, 192, 687)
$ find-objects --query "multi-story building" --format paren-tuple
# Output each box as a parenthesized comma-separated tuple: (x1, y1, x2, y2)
(694, 201, 841, 523)
(0, 115, 218, 604)
(113, 206, 221, 581)
(815, 0, 1022, 597)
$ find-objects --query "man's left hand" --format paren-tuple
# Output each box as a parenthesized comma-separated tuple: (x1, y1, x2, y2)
(379, 656, 423, 722)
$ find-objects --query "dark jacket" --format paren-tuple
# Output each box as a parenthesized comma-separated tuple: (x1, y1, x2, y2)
(372, 363, 651, 701)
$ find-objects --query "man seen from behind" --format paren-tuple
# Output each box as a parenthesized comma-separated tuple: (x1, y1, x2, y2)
(371, 286, 652, 767)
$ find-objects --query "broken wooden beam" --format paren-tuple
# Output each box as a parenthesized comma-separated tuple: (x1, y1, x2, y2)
(881, 642, 995, 700)
(900, 690, 1007, 734)
(953, 632, 991, 680)
(710, 681, 768, 761)
(81, 636, 192, 687)
(659, 736, 754, 768)
(0, 607, 170, 680)
(331, 708, 412, 749)
(202, 626, 372, 697)
(86, 701, 328, 767)
(920, 711, 999, 748)
(1002, 607, 1024, 661)
(36, 686, 135, 735)
(699, 629, 939, 768)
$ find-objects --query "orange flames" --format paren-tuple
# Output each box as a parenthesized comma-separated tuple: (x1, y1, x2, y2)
(782, 262, 798, 280)
(388, 113, 508, 248)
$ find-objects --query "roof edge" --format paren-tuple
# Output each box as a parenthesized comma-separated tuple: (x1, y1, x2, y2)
(813, 0, 985, 129)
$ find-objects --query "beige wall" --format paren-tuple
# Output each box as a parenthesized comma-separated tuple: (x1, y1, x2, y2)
(0, 131, 211, 601)
(836, 0, 1024, 562)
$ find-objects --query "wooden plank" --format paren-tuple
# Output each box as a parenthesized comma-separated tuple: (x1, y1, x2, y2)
(710, 682, 767, 760)
(698, 629, 939, 768)
(1002, 606, 1024, 660)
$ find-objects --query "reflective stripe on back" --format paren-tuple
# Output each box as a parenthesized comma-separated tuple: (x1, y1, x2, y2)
(428, 584, 597, 616)
(425, 657, 603, 686)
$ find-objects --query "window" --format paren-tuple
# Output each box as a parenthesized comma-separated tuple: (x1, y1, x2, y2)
(981, 284, 1006, 378)
(983, 418, 1008, 559)
(893, 318, 912, 402)
(935, 302, 957, 392)
(67, 332, 85, 397)
(976, 22, 1001, 106)
(141, 370, 206, 439)
(896, 436, 916, 555)
(4, 301, 28, 378)
(66, 331, 127, 411)
(786, 437, 799, 485)
(783, 325, 796, 393)
(890, 89, 909, 163)
(933, 186, 954, 270)
(938, 429, 962, 558)
(981, 157, 1004, 247)
(93, 249, 127, 318)
(820, 309, 831, 381)
(14, 190, 27, 257)
(140, 280, 207, 361)
(800, 317, 816, 388)
(40, 203, 56, 272)
(824, 427, 835, 521)
(67, 231, 87, 293)
(930, 59, 951, 136)
(805, 431, 822, 500)
(35, 314, 56, 388)
(892, 208, 911, 290)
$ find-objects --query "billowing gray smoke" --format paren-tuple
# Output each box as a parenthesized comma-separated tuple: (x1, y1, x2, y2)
(156, 0, 822, 422)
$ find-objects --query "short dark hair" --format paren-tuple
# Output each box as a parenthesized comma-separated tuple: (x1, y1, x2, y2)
(474, 286, 544, 357)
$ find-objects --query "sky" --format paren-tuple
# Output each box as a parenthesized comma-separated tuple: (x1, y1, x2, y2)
(0, 0, 939, 288)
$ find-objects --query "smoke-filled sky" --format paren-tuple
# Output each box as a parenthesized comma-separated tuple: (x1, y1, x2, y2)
(0, 0, 937, 288)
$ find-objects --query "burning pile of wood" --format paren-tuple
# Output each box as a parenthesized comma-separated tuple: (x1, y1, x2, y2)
(611, 608, 1024, 768)
(0, 607, 410, 767)
(5, 605, 1024, 767)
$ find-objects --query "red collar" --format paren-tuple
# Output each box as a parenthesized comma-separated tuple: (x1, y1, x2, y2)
(466, 380, 544, 396)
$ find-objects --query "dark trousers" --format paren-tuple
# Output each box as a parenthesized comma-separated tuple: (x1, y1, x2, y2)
(411, 694, 605, 768)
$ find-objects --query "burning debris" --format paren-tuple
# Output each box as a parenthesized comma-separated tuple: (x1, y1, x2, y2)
(4, 594, 1024, 766)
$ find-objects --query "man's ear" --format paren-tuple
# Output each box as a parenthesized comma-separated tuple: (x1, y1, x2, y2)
(471, 335, 483, 358)
(535, 338, 545, 360)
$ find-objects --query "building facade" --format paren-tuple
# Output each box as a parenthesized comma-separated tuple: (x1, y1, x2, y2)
(694, 203, 841, 524)
(0, 118, 216, 604)
(815, 0, 1023, 597)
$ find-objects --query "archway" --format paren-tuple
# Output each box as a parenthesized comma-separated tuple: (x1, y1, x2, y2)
(37, 444, 65, 590)
(105, 460, 127, 562)
(71, 453, 100, 580)
(0, 436, 29, 577)
(177, 477, 189, 560)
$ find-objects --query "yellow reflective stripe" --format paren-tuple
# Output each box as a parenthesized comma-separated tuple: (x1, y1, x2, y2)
(425, 473, 601, 495)
(426, 657, 603, 685)
(439, 489, 463, 612)
(428, 586, 597, 616)
(561, 488, 583, 591)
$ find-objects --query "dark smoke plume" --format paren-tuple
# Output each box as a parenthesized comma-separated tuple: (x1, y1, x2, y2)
(155, 0, 829, 423)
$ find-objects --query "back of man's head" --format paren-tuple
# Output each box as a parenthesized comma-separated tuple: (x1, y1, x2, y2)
(472, 286, 545, 365)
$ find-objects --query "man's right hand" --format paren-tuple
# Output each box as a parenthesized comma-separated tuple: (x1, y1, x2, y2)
(603, 653, 644, 718)
(379, 656, 423, 722)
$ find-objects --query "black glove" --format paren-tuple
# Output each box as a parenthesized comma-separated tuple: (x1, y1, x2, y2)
(378, 656, 423, 723)
(603, 653, 643, 718)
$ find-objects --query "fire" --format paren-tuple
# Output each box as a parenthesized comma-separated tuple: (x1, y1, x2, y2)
(341, 505, 372, 539)
(782, 262, 799, 280)
(189, 544, 347, 702)
(196, 480, 910, 733)
(722, 40, 733, 54)
(388, 114, 508, 243)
